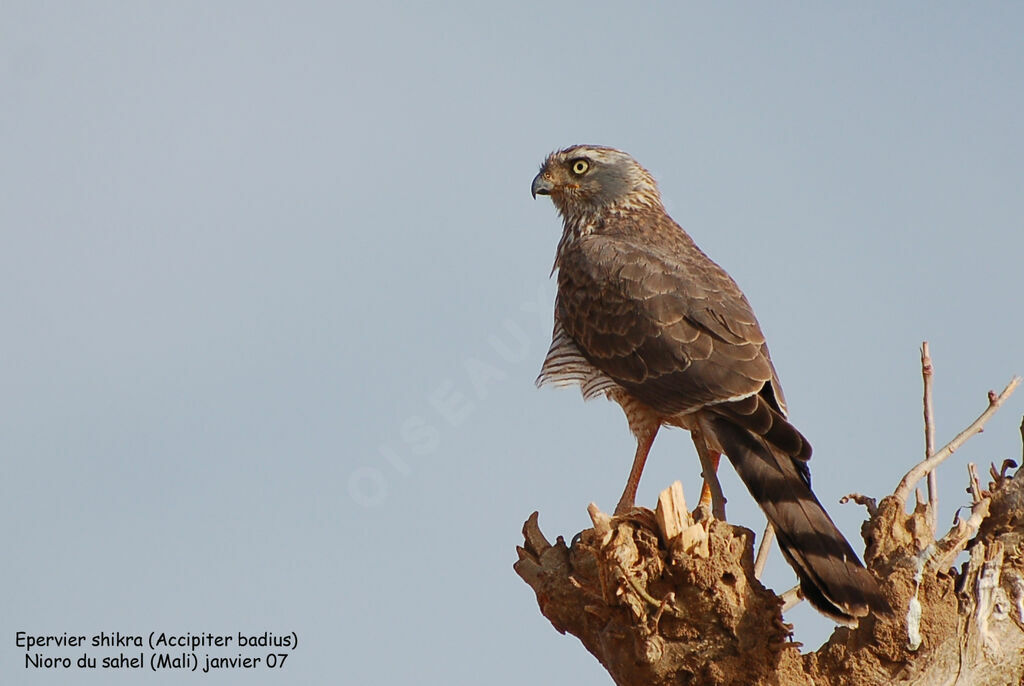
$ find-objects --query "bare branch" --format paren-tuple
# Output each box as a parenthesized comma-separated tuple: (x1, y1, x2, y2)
(968, 463, 984, 503)
(753, 522, 775, 580)
(840, 492, 878, 516)
(921, 342, 938, 534)
(991, 458, 1018, 486)
(928, 497, 991, 574)
(780, 585, 803, 612)
(926, 463, 999, 573)
(894, 376, 1021, 504)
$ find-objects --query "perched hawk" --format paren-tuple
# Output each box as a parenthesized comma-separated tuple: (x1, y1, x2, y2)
(532, 145, 886, 626)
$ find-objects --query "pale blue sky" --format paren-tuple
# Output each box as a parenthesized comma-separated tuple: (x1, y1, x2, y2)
(3, 3, 1023, 684)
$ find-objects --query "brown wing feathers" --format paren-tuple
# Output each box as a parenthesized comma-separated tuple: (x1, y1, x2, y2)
(558, 229, 886, 624)
(558, 234, 772, 416)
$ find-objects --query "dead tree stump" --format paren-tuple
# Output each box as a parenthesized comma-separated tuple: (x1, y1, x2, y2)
(516, 372, 1024, 685)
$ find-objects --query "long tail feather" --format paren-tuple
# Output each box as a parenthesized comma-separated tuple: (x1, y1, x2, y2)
(703, 412, 888, 625)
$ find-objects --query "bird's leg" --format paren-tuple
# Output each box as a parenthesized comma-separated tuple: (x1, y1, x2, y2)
(691, 430, 726, 520)
(614, 426, 659, 515)
(697, 451, 721, 510)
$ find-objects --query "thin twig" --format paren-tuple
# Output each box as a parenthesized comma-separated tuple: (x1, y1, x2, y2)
(926, 463, 993, 573)
(894, 376, 1021, 505)
(840, 492, 878, 516)
(613, 560, 684, 618)
(967, 463, 983, 503)
(928, 497, 991, 574)
(651, 591, 676, 626)
(990, 459, 1018, 486)
(753, 523, 775, 580)
(921, 342, 938, 534)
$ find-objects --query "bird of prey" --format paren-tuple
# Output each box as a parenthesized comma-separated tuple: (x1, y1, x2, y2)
(531, 145, 886, 626)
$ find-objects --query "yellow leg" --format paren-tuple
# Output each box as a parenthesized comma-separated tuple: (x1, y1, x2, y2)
(691, 429, 726, 520)
(615, 426, 659, 515)
(698, 450, 721, 510)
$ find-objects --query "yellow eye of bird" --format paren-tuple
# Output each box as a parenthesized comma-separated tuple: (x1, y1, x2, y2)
(571, 159, 590, 175)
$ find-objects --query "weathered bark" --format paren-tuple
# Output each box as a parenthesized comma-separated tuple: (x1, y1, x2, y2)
(515, 455, 1024, 685)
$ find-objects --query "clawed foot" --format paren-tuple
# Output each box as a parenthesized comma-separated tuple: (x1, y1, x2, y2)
(692, 500, 714, 523)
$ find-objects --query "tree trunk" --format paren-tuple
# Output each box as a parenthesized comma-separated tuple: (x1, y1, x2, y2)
(515, 435, 1024, 685)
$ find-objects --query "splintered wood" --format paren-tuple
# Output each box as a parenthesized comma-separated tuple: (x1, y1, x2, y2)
(655, 481, 687, 541)
(655, 481, 708, 558)
(516, 485, 799, 685)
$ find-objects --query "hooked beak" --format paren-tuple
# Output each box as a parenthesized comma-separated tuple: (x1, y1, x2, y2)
(531, 172, 554, 198)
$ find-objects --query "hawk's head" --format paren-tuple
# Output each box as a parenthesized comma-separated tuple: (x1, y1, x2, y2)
(531, 145, 661, 220)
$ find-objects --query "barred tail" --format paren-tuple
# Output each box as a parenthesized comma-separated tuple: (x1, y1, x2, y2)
(704, 413, 888, 626)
